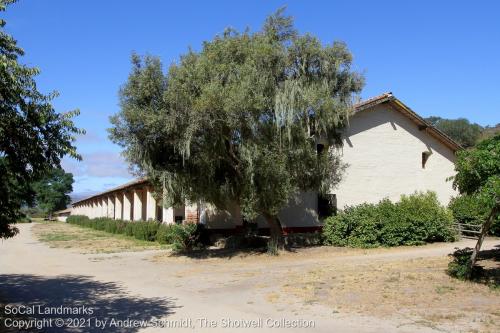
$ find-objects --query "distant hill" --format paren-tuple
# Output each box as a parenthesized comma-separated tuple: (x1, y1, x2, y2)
(425, 117, 498, 148)
(70, 192, 97, 204)
(479, 123, 500, 141)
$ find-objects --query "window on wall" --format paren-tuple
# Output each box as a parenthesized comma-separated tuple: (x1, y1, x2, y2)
(422, 151, 432, 169)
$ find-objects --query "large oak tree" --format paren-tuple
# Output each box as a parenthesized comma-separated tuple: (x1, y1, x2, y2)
(109, 9, 363, 243)
(0, 0, 82, 237)
(32, 168, 74, 219)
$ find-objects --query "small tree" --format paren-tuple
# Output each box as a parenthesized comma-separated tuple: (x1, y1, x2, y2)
(109, 8, 363, 245)
(452, 134, 500, 276)
(32, 168, 74, 219)
(0, 1, 82, 237)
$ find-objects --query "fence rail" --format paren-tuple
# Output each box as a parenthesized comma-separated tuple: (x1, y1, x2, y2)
(454, 222, 481, 239)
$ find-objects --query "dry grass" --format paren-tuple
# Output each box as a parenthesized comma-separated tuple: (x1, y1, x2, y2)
(33, 222, 499, 331)
(33, 221, 166, 254)
(282, 255, 500, 332)
(150, 238, 500, 331)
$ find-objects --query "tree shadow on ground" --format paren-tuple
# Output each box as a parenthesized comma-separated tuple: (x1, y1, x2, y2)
(174, 244, 306, 260)
(0, 274, 178, 332)
(176, 247, 268, 260)
(474, 246, 500, 287)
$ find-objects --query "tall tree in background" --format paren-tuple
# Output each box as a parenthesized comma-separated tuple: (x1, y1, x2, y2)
(426, 116, 483, 148)
(32, 168, 74, 219)
(0, 0, 82, 237)
(452, 134, 500, 276)
(109, 8, 363, 244)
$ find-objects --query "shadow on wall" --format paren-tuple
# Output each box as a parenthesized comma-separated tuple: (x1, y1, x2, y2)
(0, 274, 178, 332)
(343, 105, 456, 163)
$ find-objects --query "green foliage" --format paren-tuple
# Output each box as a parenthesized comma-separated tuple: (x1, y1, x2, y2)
(449, 135, 500, 281)
(452, 134, 500, 242)
(323, 192, 456, 248)
(108, 8, 363, 239)
(16, 216, 31, 223)
(447, 247, 473, 280)
(20, 206, 45, 219)
(449, 195, 485, 225)
(66, 215, 90, 224)
(0, 1, 82, 238)
(397, 192, 456, 243)
(67, 215, 200, 252)
(453, 135, 500, 199)
(449, 194, 500, 236)
(32, 168, 74, 217)
(425, 116, 482, 148)
(156, 223, 200, 252)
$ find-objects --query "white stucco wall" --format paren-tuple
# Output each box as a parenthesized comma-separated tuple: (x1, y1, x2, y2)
(204, 103, 457, 229)
(334, 104, 457, 208)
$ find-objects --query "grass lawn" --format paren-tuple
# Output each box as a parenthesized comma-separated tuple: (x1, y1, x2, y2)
(33, 221, 168, 254)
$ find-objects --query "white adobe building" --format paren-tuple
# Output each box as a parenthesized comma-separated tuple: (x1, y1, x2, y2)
(71, 93, 460, 233)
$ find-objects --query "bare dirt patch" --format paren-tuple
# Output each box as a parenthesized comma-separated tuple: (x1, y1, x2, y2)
(28, 223, 500, 332)
(32, 222, 167, 254)
(282, 253, 500, 332)
(152, 241, 500, 332)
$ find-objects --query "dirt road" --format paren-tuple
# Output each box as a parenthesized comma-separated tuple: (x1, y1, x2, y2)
(1, 223, 498, 332)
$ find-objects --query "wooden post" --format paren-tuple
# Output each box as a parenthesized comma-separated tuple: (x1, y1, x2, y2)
(467, 204, 499, 278)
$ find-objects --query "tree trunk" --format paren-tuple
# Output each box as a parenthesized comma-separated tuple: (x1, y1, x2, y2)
(263, 212, 284, 249)
(467, 204, 499, 279)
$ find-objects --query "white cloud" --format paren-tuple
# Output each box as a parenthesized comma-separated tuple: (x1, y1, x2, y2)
(62, 152, 133, 178)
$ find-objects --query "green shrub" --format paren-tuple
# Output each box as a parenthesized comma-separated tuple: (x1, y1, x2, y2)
(67, 215, 90, 225)
(132, 221, 160, 241)
(323, 191, 457, 248)
(67, 215, 154, 240)
(67, 215, 202, 251)
(16, 216, 32, 223)
(447, 247, 473, 280)
(323, 210, 352, 247)
(323, 203, 383, 247)
(449, 194, 500, 236)
(155, 224, 173, 244)
(156, 223, 200, 252)
(397, 192, 456, 244)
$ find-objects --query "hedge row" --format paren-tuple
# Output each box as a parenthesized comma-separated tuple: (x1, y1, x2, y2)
(323, 191, 457, 248)
(66, 215, 200, 252)
(448, 194, 500, 236)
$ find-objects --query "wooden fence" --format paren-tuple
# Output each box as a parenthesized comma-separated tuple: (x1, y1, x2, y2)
(454, 222, 481, 240)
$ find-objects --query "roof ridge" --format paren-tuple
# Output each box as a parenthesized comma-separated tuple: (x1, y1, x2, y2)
(352, 93, 461, 152)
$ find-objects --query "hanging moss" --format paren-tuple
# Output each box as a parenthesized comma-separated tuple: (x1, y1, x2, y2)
(109, 8, 364, 228)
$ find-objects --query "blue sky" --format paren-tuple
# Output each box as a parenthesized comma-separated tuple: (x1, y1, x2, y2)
(4, 0, 499, 199)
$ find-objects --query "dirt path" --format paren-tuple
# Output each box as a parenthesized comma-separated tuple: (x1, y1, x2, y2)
(1, 223, 498, 332)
